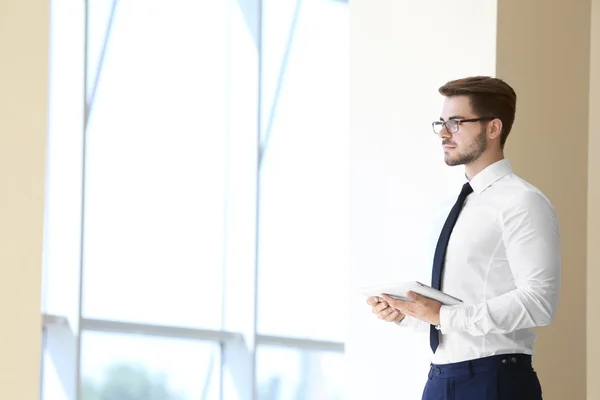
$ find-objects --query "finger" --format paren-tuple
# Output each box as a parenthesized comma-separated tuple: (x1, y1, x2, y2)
(391, 310, 406, 323)
(391, 301, 414, 317)
(373, 301, 389, 313)
(366, 296, 379, 306)
(371, 302, 385, 314)
(384, 309, 401, 322)
(394, 312, 405, 323)
(406, 291, 424, 304)
(380, 294, 406, 309)
(380, 293, 393, 304)
(377, 307, 395, 320)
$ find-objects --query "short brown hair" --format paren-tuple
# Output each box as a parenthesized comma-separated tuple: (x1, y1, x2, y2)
(438, 76, 517, 148)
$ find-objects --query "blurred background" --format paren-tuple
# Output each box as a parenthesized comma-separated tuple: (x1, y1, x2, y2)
(1, 0, 599, 399)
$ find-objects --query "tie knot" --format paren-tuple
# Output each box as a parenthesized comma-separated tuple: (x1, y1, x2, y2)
(461, 182, 474, 197)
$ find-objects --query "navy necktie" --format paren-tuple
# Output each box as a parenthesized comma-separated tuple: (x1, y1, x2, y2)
(430, 182, 473, 353)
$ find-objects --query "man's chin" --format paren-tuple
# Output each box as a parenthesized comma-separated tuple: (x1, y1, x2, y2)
(444, 156, 463, 167)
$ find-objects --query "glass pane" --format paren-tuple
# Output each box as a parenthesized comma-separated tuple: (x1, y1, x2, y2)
(82, 0, 231, 328)
(81, 331, 220, 400)
(256, 346, 345, 400)
(86, 0, 116, 98)
(257, 0, 350, 341)
(260, 0, 298, 144)
(41, 320, 77, 400)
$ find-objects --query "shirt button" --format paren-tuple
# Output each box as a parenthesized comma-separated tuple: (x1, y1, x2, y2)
(502, 358, 508, 364)
(510, 357, 517, 364)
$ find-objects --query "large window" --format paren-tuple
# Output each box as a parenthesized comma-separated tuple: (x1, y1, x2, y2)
(258, 0, 349, 343)
(41, 1, 349, 400)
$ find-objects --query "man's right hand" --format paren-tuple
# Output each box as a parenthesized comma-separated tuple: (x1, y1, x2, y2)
(366, 296, 405, 323)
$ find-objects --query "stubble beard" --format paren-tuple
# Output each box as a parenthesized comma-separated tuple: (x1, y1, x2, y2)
(444, 127, 487, 167)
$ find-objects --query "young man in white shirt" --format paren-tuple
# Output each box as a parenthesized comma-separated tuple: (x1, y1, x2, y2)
(366, 76, 561, 400)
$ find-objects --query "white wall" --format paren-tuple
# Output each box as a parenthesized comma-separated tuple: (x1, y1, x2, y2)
(348, 1, 497, 398)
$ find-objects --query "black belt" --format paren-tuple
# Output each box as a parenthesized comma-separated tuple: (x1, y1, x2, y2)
(429, 354, 532, 379)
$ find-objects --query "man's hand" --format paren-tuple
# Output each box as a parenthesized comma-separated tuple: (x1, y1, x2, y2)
(366, 296, 405, 323)
(380, 292, 442, 326)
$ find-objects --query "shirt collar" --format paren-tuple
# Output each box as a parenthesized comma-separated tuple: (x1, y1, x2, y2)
(468, 158, 513, 195)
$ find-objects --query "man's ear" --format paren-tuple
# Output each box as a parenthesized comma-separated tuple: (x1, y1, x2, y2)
(489, 118, 503, 140)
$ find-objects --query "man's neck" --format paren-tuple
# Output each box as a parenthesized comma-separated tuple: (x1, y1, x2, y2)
(465, 152, 504, 180)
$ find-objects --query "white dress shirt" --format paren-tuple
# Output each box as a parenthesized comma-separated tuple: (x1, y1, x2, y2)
(399, 158, 561, 365)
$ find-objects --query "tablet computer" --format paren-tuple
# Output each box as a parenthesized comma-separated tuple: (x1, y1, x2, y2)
(359, 281, 463, 306)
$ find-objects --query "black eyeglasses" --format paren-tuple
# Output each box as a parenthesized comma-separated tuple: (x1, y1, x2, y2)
(432, 117, 496, 135)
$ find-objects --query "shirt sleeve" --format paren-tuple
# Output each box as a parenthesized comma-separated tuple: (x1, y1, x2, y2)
(439, 190, 561, 336)
(396, 315, 430, 333)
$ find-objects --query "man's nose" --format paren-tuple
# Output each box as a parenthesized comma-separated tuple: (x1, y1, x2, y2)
(438, 128, 452, 140)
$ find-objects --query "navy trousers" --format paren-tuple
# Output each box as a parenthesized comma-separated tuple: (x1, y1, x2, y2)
(421, 354, 542, 400)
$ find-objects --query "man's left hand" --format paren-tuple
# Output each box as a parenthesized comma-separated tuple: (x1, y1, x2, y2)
(380, 292, 442, 326)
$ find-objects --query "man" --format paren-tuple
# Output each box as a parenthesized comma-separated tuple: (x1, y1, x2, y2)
(366, 76, 561, 399)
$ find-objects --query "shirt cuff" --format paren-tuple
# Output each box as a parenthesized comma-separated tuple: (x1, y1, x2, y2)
(439, 304, 464, 333)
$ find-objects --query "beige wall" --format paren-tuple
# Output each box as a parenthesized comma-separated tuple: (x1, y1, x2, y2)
(0, 0, 49, 399)
(496, 1, 591, 398)
(589, 0, 600, 398)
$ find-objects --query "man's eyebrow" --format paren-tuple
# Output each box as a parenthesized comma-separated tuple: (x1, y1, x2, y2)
(439, 115, 465, 121)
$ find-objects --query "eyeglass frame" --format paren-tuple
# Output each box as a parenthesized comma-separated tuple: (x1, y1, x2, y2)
(432, 116, 497, 135)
